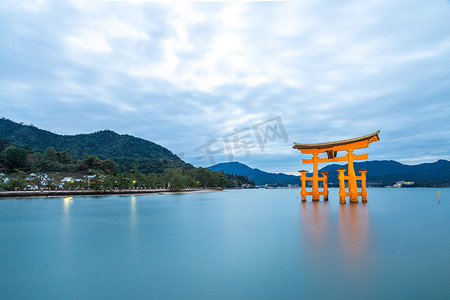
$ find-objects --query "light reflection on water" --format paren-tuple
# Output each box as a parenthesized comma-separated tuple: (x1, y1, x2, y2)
(63, 196, 73, 239)
(338, 203, 369, 264)
(300, 201, 330, 252)
(63, 196, 73, 215)
(130, 195, 137, 229)
(0, 188, 449, 299)
(300, 201, 369, 264)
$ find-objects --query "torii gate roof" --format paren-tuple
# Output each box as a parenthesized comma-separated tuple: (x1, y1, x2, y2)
(293, 130, 380, 150)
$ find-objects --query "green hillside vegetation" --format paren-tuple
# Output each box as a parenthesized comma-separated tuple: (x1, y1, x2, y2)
(0, 119, 255, 191)
(0, 167, 254, 191)
(0, 136, 116, 174)
(0, 140, 254, 190)
(0, 118, 187, 173)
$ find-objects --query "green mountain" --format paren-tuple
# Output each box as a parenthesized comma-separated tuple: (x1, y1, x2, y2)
(0, 118, 189, 172)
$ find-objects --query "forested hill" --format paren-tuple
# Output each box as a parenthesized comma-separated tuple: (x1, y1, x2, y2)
(0, 118, 188, 172)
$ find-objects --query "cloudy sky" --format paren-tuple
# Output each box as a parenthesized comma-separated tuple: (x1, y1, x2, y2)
(1, 0, 449, 174)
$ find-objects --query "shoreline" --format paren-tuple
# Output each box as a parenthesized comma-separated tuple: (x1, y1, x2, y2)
(0, 187, 223, 199)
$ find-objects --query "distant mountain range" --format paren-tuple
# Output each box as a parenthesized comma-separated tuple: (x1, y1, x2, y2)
(0, 118, 189, 172)
(208, 160, 450, 186)
(321, 160, 450, 184)
(208, 162, 299, 185)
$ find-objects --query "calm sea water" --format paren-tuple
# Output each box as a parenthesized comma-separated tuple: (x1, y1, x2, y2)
(0, 188, 449, 299)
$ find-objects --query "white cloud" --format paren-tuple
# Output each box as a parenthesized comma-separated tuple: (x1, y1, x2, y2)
(1, 0, 450, 173)
(11, 0, 48, 13)
(65, 32, 112, 54)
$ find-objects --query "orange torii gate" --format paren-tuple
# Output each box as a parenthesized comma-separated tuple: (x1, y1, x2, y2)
(293, 131, 380, 203)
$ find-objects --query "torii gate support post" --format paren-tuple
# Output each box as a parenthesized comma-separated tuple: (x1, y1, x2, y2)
(312, 153, 319, 201)
(299, 170, 308, 201)
(337, 168, 347, 204)
(336, 168, 368, 203)
(321, 172, 329, 201)
(347, 149, 359, 203)
(298, 169, 328, 202)
(359, 170, 368, 202)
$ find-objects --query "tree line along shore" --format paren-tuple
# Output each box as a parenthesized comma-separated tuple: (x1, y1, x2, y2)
(0, 141, 255, 191)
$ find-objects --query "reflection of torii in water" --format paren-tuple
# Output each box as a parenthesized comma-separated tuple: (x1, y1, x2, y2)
(300, 202, 369, 266)
(293, 131, 380, 203)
